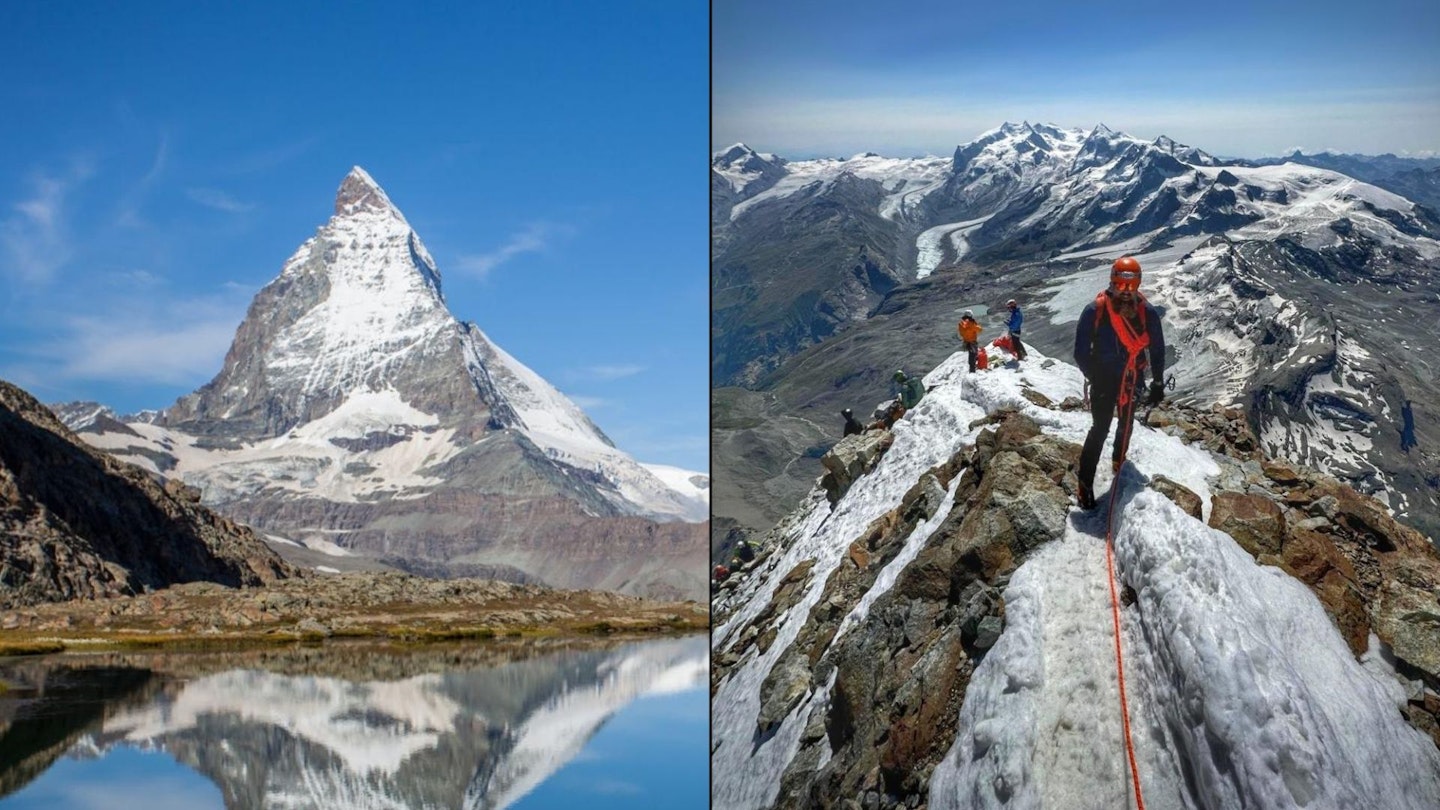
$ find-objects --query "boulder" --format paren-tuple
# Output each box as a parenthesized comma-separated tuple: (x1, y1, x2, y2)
(1150, 475, 1203, 520)
(822, 431, 896, 505)
(1210, 491, 1286, 557)
(1373, 565, 1440, 681)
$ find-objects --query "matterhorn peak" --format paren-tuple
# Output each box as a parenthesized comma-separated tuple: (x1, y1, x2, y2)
(335, 165, 403, 218)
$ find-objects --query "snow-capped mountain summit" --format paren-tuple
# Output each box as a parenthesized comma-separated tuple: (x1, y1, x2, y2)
(63, 168, 707, 599)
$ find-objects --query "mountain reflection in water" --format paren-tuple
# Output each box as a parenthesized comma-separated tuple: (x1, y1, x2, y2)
(0, 636, 707, 809)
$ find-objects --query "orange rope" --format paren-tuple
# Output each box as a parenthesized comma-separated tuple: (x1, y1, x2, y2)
(1105, 369, 1146, 810)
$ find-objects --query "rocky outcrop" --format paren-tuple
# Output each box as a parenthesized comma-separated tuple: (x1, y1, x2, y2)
(821, 430, 895, 505)
(0, 380, 293, 609)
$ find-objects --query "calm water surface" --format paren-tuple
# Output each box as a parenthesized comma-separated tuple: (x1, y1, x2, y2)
(0, 635, 707, 809)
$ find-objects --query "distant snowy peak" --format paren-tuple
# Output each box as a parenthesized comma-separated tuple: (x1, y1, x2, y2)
(170, 166, 461, 424)
(713, 143, 787, 196)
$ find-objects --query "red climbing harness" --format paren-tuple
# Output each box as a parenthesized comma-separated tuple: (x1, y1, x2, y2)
(1095, 292, 1151, 465)
(1098, 290, 1150, 810)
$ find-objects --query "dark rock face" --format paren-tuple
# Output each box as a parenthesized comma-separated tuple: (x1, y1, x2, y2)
(0, 380, 293, 609)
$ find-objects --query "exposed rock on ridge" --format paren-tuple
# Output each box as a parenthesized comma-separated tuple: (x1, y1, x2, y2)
(0, 380, 292, 609)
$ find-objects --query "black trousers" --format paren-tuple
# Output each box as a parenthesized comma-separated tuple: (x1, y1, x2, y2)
(963, 341, 978, 372)
(1078, 375, 1136, 489)
(1010, 331, 1027, 360)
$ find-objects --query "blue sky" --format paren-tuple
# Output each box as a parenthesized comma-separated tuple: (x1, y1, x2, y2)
(714, 0, 1440, 159)
(0, 2, 708, 472)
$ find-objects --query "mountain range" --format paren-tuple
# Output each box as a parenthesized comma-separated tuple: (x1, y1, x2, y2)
(711, 123, 1440, 560)
(54, 167, 708, 601)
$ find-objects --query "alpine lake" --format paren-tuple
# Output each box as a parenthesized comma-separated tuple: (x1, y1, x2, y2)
(0, 634, 708, 809)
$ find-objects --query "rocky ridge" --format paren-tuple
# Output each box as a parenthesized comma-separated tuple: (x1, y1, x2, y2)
(712, 393, 1440, 809)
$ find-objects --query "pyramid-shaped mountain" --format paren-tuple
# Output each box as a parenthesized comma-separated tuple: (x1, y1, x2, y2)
(65, 168, 707, 600)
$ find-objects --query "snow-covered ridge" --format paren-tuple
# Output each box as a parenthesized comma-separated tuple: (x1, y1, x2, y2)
(710, 347, 1440, 809)
(1038, 232, 1417, 518)
(463, 326, 708, 522)
(719, 124, 1436, 278)
(717, 148, 950, 223)
(261, 172, 449, 403)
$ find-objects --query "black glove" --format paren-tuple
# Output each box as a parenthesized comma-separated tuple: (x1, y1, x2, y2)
(1146, 381, 1165, 406)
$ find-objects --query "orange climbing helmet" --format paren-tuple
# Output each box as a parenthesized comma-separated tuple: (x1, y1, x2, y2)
(1111, 256, 1142, 293)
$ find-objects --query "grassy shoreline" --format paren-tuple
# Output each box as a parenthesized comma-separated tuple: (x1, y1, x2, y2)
(0, 614, 708, 657)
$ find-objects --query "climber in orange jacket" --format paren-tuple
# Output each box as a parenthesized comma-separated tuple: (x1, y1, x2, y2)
(957, 311, 983, 373)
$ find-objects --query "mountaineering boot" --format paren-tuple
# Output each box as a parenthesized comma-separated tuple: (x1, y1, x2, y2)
(1077, 481, 1097, 510)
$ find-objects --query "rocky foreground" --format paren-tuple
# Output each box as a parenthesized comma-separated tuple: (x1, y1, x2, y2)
(1, 380, 292, 608)
(0, 569, 706, 653)
(713, 398, 1440, 808)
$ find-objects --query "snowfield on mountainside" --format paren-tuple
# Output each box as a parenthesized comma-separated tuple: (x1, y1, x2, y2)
(710, 346, 1440, 810)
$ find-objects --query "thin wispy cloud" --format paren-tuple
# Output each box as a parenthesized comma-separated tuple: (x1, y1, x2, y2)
(455, 222, 574, 279)
(106, 269, 164, 287)
(223, 136, 322, 175)
(187, 187, 255, 213)
(1, 159, 93, 284)
(116, 133, 170, 228)
(28, 288, 251, 387)
(49, 316, 240, 386)
(584, 364, 645, 381)
(568, 395, 609, 410)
